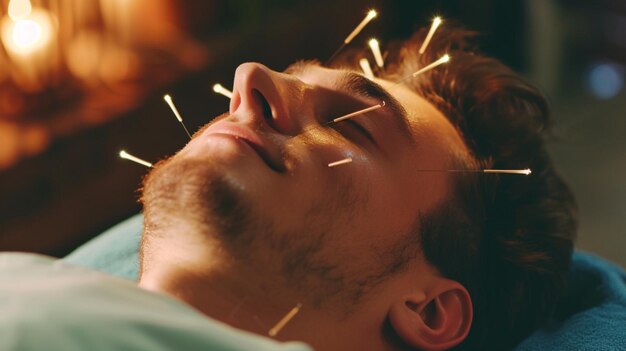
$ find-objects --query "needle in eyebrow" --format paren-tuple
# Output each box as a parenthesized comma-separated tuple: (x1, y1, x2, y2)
(295, 101, 385, 138)
(268, 303, 302, 337)
(419, 16, 443, 54)
(325, 101, 385, 125)
(326, 9, 378, 65)
(328, 157, 353, 168)
(400, 54, 450, 82)
(163, 94, 192, 139)
(359, 58, 375, 79)
(368, 38, 384, 68)
(416, 168, 532, 175)
(213, 83, 233, 99)
(119, 150, 153, 168)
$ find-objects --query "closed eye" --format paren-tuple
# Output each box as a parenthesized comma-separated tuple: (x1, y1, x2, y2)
(329, 118, 377, 146)
(345, 120, 376, 145)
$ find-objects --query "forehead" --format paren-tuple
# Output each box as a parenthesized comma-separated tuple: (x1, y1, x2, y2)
(287, 62, 469, 156)
(378, 78, 471, 162)
(285, 61, 470, 165)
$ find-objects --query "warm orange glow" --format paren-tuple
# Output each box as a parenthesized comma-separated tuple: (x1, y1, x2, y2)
(8, 0, 32, 21)
(1, 9, 53, 55)
(12, 19, 41, 48)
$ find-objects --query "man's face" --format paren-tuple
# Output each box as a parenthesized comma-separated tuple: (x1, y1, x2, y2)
(141, 61, 469, 307)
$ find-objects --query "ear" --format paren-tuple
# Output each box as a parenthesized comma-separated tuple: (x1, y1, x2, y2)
(388, 280, 473, 351)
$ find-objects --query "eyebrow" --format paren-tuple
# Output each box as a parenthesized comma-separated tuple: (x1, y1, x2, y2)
(284, 61, 413, 142)
(337, 71, 412, 141)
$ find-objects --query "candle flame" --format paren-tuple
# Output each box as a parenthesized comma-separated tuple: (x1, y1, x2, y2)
(8, 0, 32, 21)
(11, 19, 41, 48)
(1, 8, 54, 55)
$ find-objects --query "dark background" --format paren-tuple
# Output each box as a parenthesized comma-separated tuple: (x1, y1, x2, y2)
(1, 0, 625, 267)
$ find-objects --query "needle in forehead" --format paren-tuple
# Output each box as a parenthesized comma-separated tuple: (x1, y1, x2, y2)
(368, 38, 384, 68)
(419, 16, 443, 54)
(326, 9, 378, 65)
(400, 54, 450, 82)
(359, 58, 375, 79)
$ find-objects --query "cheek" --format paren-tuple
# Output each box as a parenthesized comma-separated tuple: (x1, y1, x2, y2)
(245, 134, 378, 233)
(355, 171, 421, 239)
(358, 150, 452, 243)
(285, 127, 373, 171)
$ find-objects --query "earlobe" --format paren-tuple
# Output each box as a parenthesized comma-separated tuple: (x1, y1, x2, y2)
(388, 283, 473, 351)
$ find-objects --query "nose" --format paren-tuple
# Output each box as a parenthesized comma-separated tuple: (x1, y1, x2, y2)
(230, 63, 301, 135)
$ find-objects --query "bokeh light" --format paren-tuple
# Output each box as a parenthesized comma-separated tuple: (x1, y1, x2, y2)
(588, 62, 625, 100)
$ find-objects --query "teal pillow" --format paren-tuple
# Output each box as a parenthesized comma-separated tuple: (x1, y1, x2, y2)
(0, 253, 313, 351)
(63, 214, 143, 280)
(64, 215, 626, 351)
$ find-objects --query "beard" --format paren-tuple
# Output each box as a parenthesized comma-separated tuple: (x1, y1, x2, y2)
(139, 149, 420, 313)
(141, 157, 249, 238)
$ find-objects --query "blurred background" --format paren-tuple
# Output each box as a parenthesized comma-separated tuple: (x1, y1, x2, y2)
(0, 0, 624, 267)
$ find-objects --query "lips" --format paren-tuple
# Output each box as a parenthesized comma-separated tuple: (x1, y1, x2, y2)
(202, 122, 285, 172)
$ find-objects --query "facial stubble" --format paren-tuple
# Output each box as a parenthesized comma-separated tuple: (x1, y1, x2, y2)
(140, 151, 420, 313)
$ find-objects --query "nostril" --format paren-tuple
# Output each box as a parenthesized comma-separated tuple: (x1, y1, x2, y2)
(252, 89, 273, 122)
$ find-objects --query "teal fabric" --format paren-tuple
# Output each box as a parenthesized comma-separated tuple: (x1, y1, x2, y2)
(65, 214, 626, 350)
(513, 252, 626, 350)
(0, 253, 313, 351)
(63, 214, 143, 280)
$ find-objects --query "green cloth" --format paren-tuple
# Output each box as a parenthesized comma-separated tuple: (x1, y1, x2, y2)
(63, 214, 143, 281)
(0, 253, 313, 351)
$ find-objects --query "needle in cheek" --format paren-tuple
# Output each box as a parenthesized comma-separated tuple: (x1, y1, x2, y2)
(328, 157, 353, 168)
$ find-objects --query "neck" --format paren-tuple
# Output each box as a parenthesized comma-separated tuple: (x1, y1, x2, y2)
(140, 245, 299, 330)
(137, 224, 393, 351)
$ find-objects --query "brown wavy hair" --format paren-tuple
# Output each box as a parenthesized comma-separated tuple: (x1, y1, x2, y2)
(335, 23, 578, 350)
